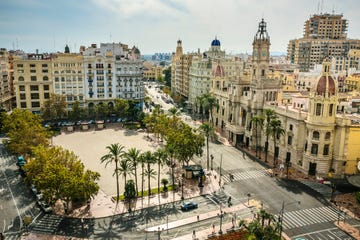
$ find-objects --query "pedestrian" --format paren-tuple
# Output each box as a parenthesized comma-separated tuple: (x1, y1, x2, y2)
(192, 230, 196, 239)
(197, 215, 199, 221)
(212, 223, 215, 233)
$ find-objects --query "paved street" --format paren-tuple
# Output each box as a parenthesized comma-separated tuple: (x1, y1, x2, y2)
(0, 144, 42, 236)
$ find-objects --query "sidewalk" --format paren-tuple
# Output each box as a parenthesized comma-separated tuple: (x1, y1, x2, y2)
(65, 169, 222, 218)
(146, 203, 247, 232)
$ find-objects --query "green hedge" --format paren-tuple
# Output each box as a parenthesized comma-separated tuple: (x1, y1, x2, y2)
(113, 185, 175, 202)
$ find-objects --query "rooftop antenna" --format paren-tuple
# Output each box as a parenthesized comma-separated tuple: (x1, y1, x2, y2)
(332, 4, 335, 14)
(53, 35, 56, 53)
(320, 0, 323, 14)
(317, 1, 320, 14)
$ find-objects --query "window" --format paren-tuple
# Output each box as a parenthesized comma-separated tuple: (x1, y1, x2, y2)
(31, 102, 40, 108)
(18, 76, 24, 81)
(287, 136, 293, 145)
(20, 102, 27, 108)
(19, 85, 25, 91)
(311, 144, 318, 155)
(261, 69, 265, 76)
(30, 85, 39, 91)
(329, 104, 334, 116)
(43, 85, 49, 91)
(289, 124, 293, 131)
(323, 144, 329, 155)
(20, 93, 26, 100)
(30, 64, 35, 68)
(43, 76, 49, 81)
(316, 103, 322, 115)
(325, 132, 331, 140)
(42, 64, 48, 67)
(31, 76, 37, 81)
(31, 93, 39, 99)
(313, 131, 320, 140)
(44, 92, 50, 99)
(17, 64, 23, 68)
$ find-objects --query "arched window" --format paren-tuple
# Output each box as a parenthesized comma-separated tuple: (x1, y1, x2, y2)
(43, 76, 48, 81)
(313, 131, 320, 140)
(18, 76, 24, 81)
(315, 103, 322, 116)
(325, 132, 331, 140)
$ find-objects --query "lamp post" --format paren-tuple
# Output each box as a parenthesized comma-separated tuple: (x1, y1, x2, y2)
(247, 193, 251, 206)
(181, 173, 185, 201)
(279, 201, 301, 237)
(217, 204, 225, 235)
(210, 154, 214, 170)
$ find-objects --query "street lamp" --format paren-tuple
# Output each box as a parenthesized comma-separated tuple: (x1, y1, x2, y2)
(217, 204, 225, 235)
(279, 200, 301, 237)
(181, 173, 185, 201)
(247, 193, 251, 206)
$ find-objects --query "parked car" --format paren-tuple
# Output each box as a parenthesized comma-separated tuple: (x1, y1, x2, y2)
(16, 156, 26, 167)
(180, 201, 198, 211)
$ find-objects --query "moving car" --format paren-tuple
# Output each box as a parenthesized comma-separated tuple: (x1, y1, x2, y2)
(180, 201, 198, 211)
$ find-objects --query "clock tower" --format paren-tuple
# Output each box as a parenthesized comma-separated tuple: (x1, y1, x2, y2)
(252, 18, 270, 84)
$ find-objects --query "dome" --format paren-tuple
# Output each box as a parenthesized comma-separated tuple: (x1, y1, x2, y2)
(314, 60, 337, 96)
(211, 38, 221, 46)
(315, 75, 336, 96)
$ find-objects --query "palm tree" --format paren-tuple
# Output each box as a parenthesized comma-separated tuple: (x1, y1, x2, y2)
(268, 118, 285, 168)
(100, 143, 126, 203)
(202, 93, 219, 124)
(139, 152, 148, 197)
(153, 148, 167, 195)
(199, 122, 214, 170)
(125, 148, 141, 196)
(264, 109, 275, 163)
(118, 159, 133, 188)
(142, 151, 156, 198)
(167, 107, 180, 119)
(250, 115, 264, 158)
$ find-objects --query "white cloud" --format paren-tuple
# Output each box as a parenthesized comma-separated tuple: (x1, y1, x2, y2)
(91, 0, 185, 18)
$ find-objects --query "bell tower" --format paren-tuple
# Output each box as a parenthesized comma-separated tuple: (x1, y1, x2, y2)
(304, 59, 338, 176)
(252, 18, 270, 85)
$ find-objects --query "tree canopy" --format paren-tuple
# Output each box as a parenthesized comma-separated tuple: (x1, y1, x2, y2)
(24, 145, 100, 208)
(41, 93, 67, 121)
(1, 109, 50, 156)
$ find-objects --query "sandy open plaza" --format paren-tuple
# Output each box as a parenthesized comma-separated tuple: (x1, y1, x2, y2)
(52, 125, 168, 197)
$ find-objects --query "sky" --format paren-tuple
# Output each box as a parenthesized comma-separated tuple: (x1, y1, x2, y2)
(0, 0, 359, 55)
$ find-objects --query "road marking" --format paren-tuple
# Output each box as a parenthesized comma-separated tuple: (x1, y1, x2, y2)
(1, 166, 22, 229)
(2, 219, 5, 233)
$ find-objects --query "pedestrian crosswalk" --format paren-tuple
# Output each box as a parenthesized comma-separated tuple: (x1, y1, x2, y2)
(30, 214, 64, 234)
(3, 232, 20, 240)
(282, 206, 339, 230)
(222, 169, 270, 183)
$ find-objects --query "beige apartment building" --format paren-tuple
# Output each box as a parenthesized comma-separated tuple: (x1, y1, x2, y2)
(288, 13, 360, 72)
(171, 40, 195, 98)
(52, 52, 85, 110)
(0, 48, 15, 110)
(13, 53, 53, 113)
